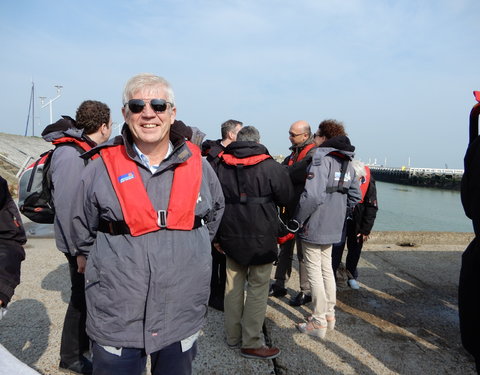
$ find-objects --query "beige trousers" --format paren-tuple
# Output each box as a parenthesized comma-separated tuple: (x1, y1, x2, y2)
(301, 241, 336, 326)
(224, 256, 272, 348)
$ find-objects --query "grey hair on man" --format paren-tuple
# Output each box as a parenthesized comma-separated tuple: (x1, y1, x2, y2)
(237, 126, 260, 143)
(221, 119, 243, 140)
(122, 73, 175, 108)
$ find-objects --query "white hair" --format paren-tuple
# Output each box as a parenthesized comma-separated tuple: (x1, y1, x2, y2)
(351, 159, 366, 178)
(122, 73, 175, 107)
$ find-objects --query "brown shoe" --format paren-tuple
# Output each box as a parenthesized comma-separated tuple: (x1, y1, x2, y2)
(240, 346, 280, 359)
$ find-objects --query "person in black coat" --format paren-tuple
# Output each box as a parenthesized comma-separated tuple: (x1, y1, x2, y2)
(331, 160, 378, 289)
(201, 119, 243, 311)
(0, 176, 27, 318)
(215, 126, 293, 359)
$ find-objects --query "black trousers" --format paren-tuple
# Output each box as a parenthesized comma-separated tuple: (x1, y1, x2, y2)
(209, 246, 226, 307)
(60, 253, 89, 364)
(332, 220, 363, 279)
(459, 237, 480, 373)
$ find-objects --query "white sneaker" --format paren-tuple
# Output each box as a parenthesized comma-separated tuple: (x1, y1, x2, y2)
(348, 279, 360, 290)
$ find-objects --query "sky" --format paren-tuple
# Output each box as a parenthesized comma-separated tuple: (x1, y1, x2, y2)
(0, 0, 479, 169)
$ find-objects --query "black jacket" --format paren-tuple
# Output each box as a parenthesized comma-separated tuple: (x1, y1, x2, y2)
(216, 142, 293, 265)
(281, 141, 317, 219)
(350, 175, 378, 236)
(0, 176, 26, 306)
(201, 139, 225, 173)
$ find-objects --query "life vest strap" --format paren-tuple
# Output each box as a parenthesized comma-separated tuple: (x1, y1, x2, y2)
(325, 158, 350, 194)
(98, 215, 207, 235)
(325, 186, 349, 194)
(224, 196, 273, 204)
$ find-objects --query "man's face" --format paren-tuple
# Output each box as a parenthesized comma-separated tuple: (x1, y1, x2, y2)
(230, 124, 243, 142)
(122, 86, 176, 150)
(288, 123, 309, 146)
(101, 118, 113, 143)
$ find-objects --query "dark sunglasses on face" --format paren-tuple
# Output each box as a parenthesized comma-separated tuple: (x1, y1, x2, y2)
(125, 99, 172, 114)
(289, 132, 305, 137)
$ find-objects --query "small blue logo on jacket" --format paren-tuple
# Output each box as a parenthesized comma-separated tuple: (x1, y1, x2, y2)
(119, 172, 135, 183)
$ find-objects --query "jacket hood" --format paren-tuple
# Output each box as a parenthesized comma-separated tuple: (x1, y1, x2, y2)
(41, 116, 83, 142)
(224, 141, 270, 158)
(319, 135, 355, 152)
(314, 136, 356, 161)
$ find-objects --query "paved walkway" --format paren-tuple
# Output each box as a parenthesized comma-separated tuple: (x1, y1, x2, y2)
(0, 229, 477, 374)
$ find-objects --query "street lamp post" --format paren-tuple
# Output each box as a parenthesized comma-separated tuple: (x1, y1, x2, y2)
(39, 85, 63, 124)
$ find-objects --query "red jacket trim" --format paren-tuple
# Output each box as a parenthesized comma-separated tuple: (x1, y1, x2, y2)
(221, 153, 271, 166)
(52, 137, 99, 160)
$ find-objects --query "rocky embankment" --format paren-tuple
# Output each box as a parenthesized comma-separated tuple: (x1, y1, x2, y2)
(0, 132, 51, 195)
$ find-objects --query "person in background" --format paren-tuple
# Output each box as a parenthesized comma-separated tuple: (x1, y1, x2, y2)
(71, 73, 224, 375)
(42, 101, 112, 375)
(294, 135, 361, 338)
(0, 175, 26, 319)
(202, 119, 243, 170)
(215, 126, 293, 359)
(201, 119, 243, 311)
(313, 119, 347, 147)
(331, 160, 378, 289)
(269, 120, 316, 308)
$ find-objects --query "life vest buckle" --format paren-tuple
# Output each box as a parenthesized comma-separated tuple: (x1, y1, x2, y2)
(157, 210, 167, 228)
(239, 192, 247, 203)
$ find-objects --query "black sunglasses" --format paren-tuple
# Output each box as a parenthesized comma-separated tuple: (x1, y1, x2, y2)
(125, 99, 172, 114)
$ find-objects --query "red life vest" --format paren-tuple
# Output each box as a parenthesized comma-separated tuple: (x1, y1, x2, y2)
(52, 137, 97, 157)
(287, 143, 316, 166)
(359, 166, 371, 203)
(100, 141, 202, 236)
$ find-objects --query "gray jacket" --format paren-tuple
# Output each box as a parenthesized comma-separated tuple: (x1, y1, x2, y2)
(70, 129, 225, 354)
(42, 122, 91, 255)
(294, 143, 361, 245)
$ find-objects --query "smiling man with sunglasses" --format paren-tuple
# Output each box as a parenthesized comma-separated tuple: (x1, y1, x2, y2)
(70, 73, 225, 375)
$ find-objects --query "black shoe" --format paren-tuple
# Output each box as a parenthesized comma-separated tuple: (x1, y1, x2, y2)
(269, 284, 287, 297)
(289, 292, 312, 306)
(59, 356, 93, 375)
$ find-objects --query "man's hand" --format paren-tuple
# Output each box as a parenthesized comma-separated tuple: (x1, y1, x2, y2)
(357, 233, 369, 242)
(77, 255, 87, 274)
(213, 242, 225, 255)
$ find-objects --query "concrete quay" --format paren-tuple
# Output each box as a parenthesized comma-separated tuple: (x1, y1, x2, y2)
(369, 166, 463, 190)
(0, 229, 477, 374)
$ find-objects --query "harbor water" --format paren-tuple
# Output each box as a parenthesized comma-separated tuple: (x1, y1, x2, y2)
(374, 181, 472, 232)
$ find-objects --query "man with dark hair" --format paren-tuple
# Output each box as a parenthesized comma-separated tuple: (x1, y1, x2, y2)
(41, 100, 112, 375)
(201, 119, 243, 311)
(269, 120, 317, 307)
(215, 126, 292, 359)
(202, 119, 243, 170)
(71, 73, 224, 375)
(75, 100, 112, 135)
